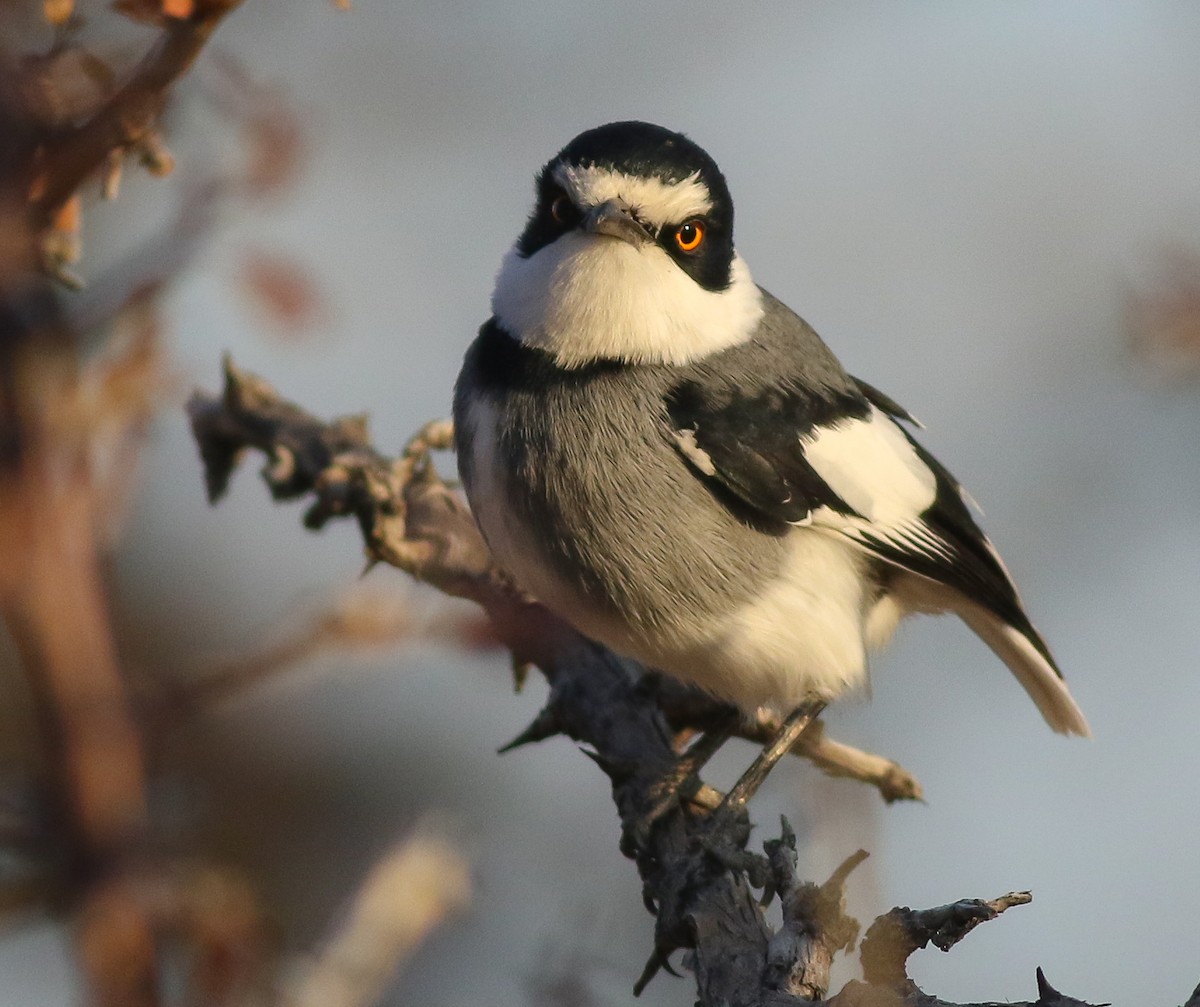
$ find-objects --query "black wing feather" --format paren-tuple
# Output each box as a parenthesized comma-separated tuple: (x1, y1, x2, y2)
(665, 378, 865, 525)
(852, 380, 1060, 672)
(666, 372, 1059, 673)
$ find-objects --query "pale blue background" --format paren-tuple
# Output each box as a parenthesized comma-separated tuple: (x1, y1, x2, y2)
(4, 3, 1199, 1005)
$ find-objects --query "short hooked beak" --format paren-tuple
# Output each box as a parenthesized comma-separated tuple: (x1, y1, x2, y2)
(583, 199, 653, 247)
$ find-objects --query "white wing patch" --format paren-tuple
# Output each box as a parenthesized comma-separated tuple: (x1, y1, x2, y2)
(799, 404, 950, 562)
(802, 404, 936, 520)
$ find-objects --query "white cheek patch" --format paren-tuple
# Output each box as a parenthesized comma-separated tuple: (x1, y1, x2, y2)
(553, 164, 713, 230)
(491, 234, 763, 368)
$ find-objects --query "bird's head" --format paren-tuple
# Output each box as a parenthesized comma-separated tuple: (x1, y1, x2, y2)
(491, 121, 763, 369)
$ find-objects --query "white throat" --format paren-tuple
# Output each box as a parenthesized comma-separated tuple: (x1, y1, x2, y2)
(491, 235, 763, 369)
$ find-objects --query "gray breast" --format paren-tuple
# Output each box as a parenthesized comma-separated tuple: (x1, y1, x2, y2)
(454, 326, 789, 651)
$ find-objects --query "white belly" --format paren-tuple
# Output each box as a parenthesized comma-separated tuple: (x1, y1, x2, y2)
(654, 530, 876, 715)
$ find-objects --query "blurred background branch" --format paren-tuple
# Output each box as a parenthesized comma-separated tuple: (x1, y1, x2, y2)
(0, 2, 470, 1004)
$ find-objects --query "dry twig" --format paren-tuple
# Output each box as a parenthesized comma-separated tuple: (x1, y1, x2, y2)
(28, 0, 245, 228)
(180, 581, 495, 711)
(286, 831, 470, 1007)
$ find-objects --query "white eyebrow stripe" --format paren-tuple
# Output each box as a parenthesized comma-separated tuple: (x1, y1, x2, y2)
(552, 164, 713, 229)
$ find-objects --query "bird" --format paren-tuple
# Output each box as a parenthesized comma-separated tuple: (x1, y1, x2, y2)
(453, 120, 1089, 788)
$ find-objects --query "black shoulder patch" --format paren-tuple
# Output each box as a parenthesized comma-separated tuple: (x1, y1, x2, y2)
(665, 377, 866, 525)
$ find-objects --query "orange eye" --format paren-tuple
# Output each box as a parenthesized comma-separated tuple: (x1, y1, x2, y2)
(674, 220, 705, 253)
(551, 194, 575, 225)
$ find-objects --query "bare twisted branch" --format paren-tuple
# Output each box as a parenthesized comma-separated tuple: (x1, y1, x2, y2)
(188, 358, 1122, 1007)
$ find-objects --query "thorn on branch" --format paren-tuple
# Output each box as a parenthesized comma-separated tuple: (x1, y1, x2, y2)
(132, 130, 174, 177)
(633, 947, 673, 997)
(1035, 967, 1111, 1007)
(40, 194, 85, 289)
(102, 149, 124, 200)
(497, 705, 561, 753)
(510, 655, 532, 692)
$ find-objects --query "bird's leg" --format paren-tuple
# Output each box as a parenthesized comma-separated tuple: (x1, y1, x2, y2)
(693, 702, 827, 881)
(719, 700, 827, 810)
(640, 707, 740, 825)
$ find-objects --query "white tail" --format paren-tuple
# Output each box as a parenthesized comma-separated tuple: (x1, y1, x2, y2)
(958, 604, 1091, 737)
